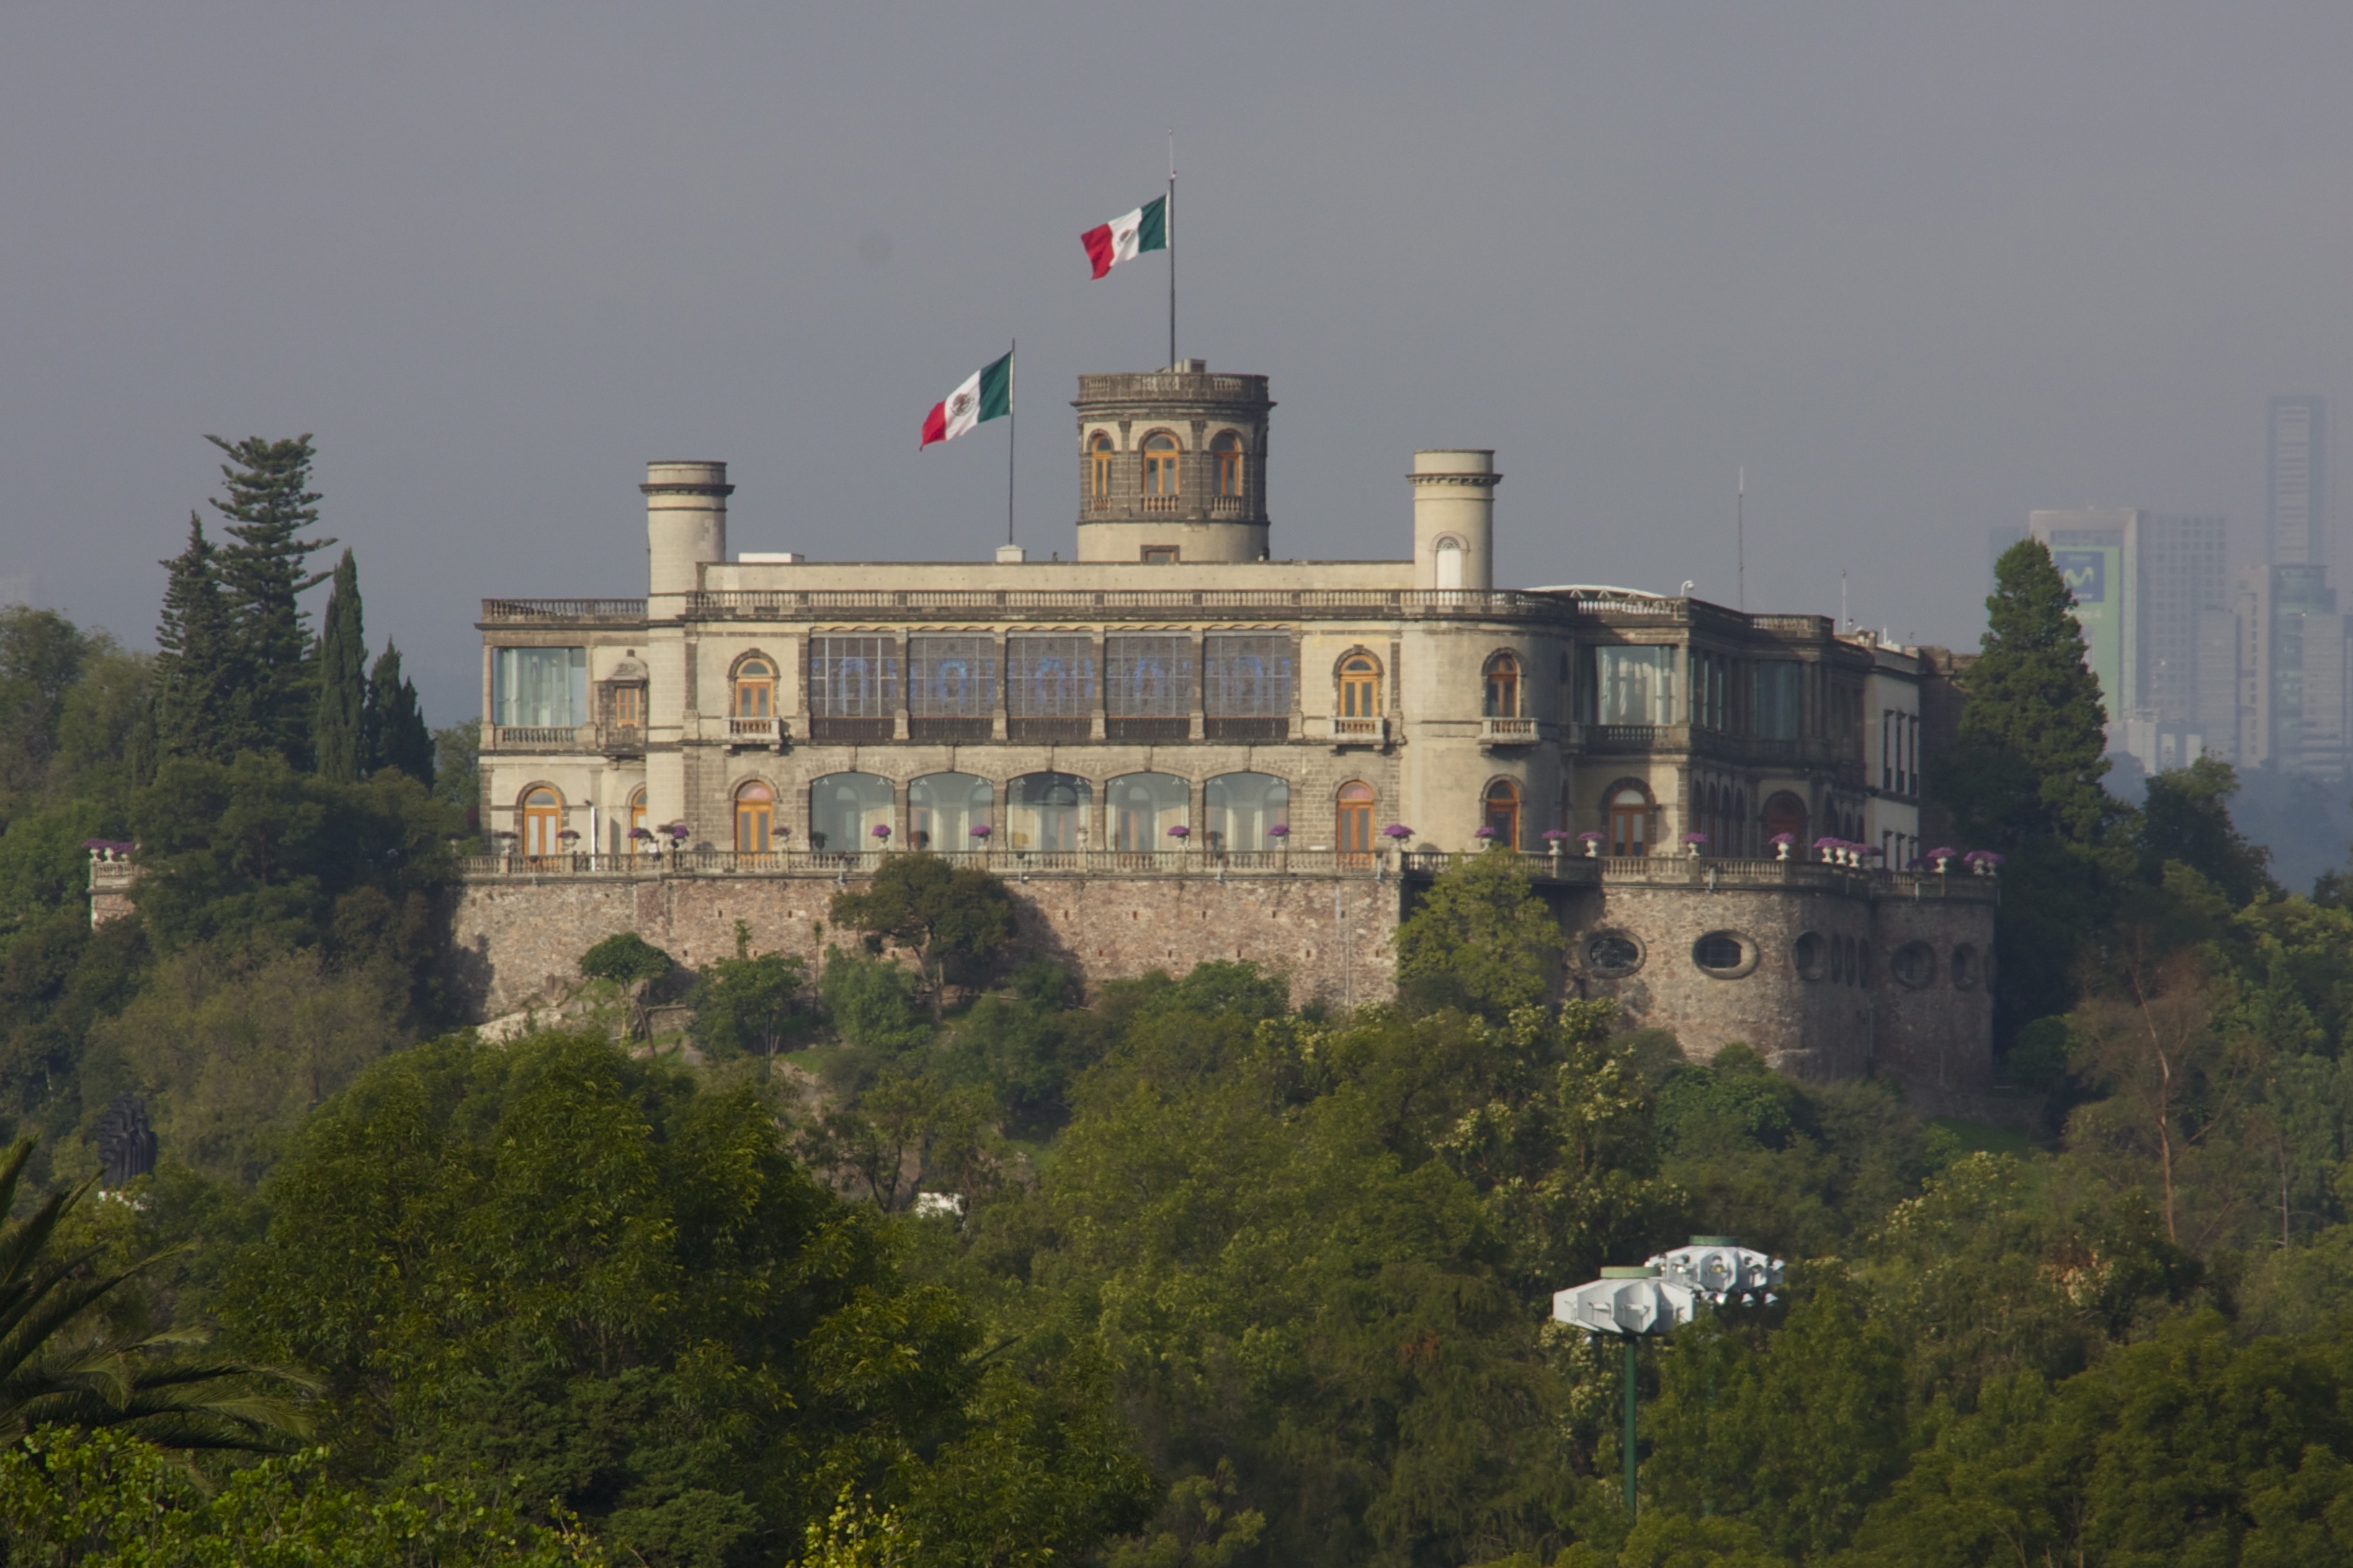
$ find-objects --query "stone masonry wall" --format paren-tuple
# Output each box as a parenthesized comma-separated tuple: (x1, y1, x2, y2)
(450, 872, 1404, 1021)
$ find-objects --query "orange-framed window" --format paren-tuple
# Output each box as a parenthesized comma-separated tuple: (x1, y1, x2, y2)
(522, 787, 563, 857)
(735, 781, 774, 853)
(1142, 433, 1180, 497)
(1339, 653, 1381, 718)
(733, 656, 774, 719)
(628, 787, 647, 846)
(1608, 787, 1648, 857)
(1212, 431, 1244, 497)
(612, 684, 644, 728)
(1483, 652, 1522, 718)
(1089, 432, 1115, 498)
(1336, 781, 1375, 857)
(1483, 779, 1522, 849)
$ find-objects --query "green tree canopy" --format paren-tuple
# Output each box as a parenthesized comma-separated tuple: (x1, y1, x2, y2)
(363, 641, 434, 784)
(829, 857, 1016, 1018)
(206, 434, 331, 764)
(1391, 850, 1562, 1018)
(2140, 756, 2276, 907)
(151, 517, 239, 767)
(310, 548, 366, 784)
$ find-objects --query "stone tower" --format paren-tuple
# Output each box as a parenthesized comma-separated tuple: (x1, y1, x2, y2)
(1410, 449, 1500, 591)
(1073, 362, 1272, 563)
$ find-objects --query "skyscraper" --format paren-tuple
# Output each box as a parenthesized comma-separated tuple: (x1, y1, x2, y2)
(2270, 395, 2326, 568)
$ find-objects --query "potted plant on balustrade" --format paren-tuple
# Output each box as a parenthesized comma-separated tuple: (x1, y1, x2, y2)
(1680, 831, 1708, 859)
(1769, 831, 1796, 862)
(1922, 845, 1958, 874)
(1963, 849, 2004, 877)
(1473, 825, 1499, 850)
(1166, 823, 1190, 855)
(1578, 830, 1604, 859)
(1382, 823, 1414, 866)
(871, 823, 893, 857)
(969, 823, 993, 858)
(1542, 828, 1571, 862)
(664, 823, 689, 864)
(629, 825, 657, 856)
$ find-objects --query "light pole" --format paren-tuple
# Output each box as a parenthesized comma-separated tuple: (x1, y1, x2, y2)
(1551, 1237, 1782, 1518)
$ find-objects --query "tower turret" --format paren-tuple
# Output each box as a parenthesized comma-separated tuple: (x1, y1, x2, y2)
(1411, 449, 1499, 591)
(643, 460, 732, 598)
(1073, 363, 1272, 563)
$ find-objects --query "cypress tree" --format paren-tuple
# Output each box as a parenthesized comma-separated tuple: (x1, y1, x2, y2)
(152, 516, 240, 763)
(1938, 537, 2123, 1038)
(364, 642, 434, 784)
(311, 549, 366, 782)
(207, 434, 332, 763)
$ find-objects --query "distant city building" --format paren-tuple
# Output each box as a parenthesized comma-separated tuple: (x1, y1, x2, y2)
(2270, 395, 2326, 568)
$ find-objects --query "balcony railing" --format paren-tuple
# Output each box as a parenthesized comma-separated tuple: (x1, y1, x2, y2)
(1479, 716, 1543, 745)
(480, 599, 646, 622)
(1326, 715, 1388, 745)
(1138, 495, 1182, 515)
(488, 724, 591, 751)
(1207, 495, 1246, 518)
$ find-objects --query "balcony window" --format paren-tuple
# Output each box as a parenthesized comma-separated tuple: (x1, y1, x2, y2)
(494, 647, 586, 727)
(1593, 647, 1677, 726)
(735, 781, 775, 852)
(1142, 433, 1179, 497)
(1205, 772, 1289, 851)
(1335, 781, 1375, 860)
(1483, 652, 1522, 718)
(611, 684, 644, 729)
(1107, 635, 1193, 741)
(910, 772, 992, 851)
(808, 772, 892, 852)
(1483, 779, 1522, 849)
(1763, 791, 1808, 847)
(1608, 787, 1649, 857)
(733, 656, 775, 719)
(1205, 635, 1293, 741)
(809, 635, 898, 741)
(521, 786, 564, 857)
(1006, 772, 1091, 852)
(1089, 432, 1115, 498)
(1212, 431, 1244, 497)
(1339, 653, 1381, 720)
(1006, 635, 1097, 742)
(908, 635, 996, 741)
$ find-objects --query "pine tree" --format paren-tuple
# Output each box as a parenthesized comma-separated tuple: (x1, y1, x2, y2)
(363, 642, 434, 784)
(1939, 537, 2124, 1038)
(207, 434, 332, 763)
(311, 549, 365, 782)
(152, 516, 240, 763)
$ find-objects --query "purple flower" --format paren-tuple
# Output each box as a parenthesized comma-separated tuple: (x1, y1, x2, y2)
(1925, 846, 1959, 861)
(1542, 830, 1571, 843)
(628, 827, 656, 841)
(1473, 825, 1499, 840)
(969, 823, 993, 839)
(1813, 836, 1842, 849)
(871, 823, 892, 840)
(1166, 824, 1190, 839)
(557, 829, 581, 841)
(1769, 833, 1796, 846)
(1578, 831, 1605, 842)
(1268, 823, 1290, 838)
(664, 822, 689, 842)
(1383, 824, 1415, 840)
(1681, 832, 1710, 845)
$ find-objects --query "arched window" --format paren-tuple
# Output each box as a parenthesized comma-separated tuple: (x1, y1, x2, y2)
(733, 655, 774, 719)
(1142, 432, 1180, 498)
(735, 781, 775, 854)
(1434, 535, 1465, 590)
(628, 787, 647, 850)
(1335, 781, 1375, 861)
(522, 787, 563, 858)
(1212, 431, 1244, 498)
(1109, 772, 1188, 851)
(1483, 779, 1522, 849)
(1205, 772, 1288, 852)
(909, 772, 992, 851)
(808, 772, 893, 853)
(1007, 772, 1091, 853)
(1608, 787, 1648, 858)
(1763, 792, 1808, 850)
(1483, 652, 1522, 718)
(1089, 431, 1115, 498)
(1339, 653, 1382, 719)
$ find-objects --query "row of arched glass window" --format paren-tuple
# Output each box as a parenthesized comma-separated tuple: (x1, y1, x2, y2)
(1087, 431, 1248, 500)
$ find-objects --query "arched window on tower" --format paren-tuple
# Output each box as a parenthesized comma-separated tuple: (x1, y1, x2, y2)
(734, 781, 775, 854)
(1142, 433, 1180, 501)
(1483, 652, 1522, 718)
(1483, 779, 1522, 849)
(1088, 432, 1115, 501)
(628, 787, 648, 852)
(1434, 535, 1465, 590)
(522, 787, 563, 859)
(1212, 431, 1244, 498)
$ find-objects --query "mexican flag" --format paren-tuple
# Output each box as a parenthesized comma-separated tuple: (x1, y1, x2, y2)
(1081, 195, 1167, 279)
(919, 351, 1012, 449)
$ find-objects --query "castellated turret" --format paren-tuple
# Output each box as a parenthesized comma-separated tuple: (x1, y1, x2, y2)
(643, 460, 732, 598)
(1073, 362, 1272, 563)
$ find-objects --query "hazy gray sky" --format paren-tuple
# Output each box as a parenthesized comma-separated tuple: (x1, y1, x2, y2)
(6, 3, 2351, 725)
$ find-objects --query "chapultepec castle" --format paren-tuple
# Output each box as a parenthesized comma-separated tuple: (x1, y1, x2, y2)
(449, 363, 1996, 1106)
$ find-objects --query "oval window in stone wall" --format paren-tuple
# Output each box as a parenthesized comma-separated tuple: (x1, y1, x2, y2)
(1793, 931, 1826, 981)
(1692, 931, 1758, 978)
(1587, 931, 1645, 978)
(1950, 944, 1980, 990)
(1891, 941, 1936, 990)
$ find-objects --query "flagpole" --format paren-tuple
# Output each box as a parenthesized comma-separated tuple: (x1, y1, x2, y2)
(1166, 131, 1176, 369)
(1736, 467, 1746, 611)
(1007, 341, 1017, 547)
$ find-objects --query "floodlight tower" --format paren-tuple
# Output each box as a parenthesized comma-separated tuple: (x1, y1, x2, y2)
(1551, 1237, 1783, 1518)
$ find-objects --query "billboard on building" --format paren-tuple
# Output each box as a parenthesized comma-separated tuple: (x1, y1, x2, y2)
(2052, 546, 2124, 720)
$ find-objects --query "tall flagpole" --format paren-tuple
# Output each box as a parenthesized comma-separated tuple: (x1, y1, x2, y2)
(1007, 340, 1017, 547)
(1737, 467, 1746, 611)
(1167, 131, 1176, 369)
